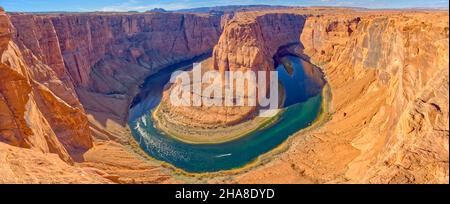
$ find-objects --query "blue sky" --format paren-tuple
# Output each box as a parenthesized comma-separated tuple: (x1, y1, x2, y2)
(1, 0, 448, 12)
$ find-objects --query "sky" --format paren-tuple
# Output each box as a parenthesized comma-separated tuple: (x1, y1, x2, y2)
(1, 0, 448, 12)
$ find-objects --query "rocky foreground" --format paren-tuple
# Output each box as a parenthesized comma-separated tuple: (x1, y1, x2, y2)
(0, 7, 448, 183)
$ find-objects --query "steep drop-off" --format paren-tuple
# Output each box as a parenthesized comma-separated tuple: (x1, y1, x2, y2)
(152, 13, 309, 140)
(1, 9, 223, 183)
(222, 10, 449, 184)
(10, 12, 223, 142)
(0, 7, 448, 183)
(1, 8, 115, 184)
(1, 9, 92, 164)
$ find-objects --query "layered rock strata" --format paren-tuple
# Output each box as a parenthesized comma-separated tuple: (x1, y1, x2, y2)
(224, 10, 449, 184)
(1, 9, 92, 163)
(9, 12, 223, 142)
(0, 7, 448, 183)
(1, 9, 222, 183)
(155, 13, 308, 132)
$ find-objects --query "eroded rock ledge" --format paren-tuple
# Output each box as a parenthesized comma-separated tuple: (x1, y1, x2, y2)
(9, 12, 223, 141)
(153, 13, 309, 137)
(1, 7, 448, 183)
(227, 10, 449, 184)
(1, 10, 223, 183)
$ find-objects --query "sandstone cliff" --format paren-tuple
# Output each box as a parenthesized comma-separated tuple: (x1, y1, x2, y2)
(213, 9, 449, 184)
(1, 9, 222, 183)
(8, 12, 222, 141)
(297, 11, 449, 183)
(11, 13, 222, 88)
(213, 12, 306, 73)
(1, 9, 92, 163)
(1, 7, 448, 184)
(0, 142, 111, 184)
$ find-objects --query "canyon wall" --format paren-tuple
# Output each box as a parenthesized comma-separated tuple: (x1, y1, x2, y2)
(2, 9, 107, 183)
(1, 7, 448, 183)
(9, 12, 223, 142)
(213, 12, 306, 74)
(219, 10, 449, 184)
(1, 10, 222, 182)
(11, 13, 222, 89)
(156, 12, 309, 131)
(1, 9, 92, 163)
(300, 12, 449, 183)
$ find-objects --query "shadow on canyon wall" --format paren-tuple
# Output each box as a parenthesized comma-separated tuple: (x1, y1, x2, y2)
(81, 12, 315, 130)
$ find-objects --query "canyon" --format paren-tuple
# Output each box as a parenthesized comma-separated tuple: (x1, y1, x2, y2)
(0, 6, 448, 183)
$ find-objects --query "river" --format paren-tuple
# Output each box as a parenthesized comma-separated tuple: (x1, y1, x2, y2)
(128, 55, 326, 173)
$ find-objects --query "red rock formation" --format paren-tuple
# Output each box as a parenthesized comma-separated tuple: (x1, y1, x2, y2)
(2, 10, 201, 183)
(153, 12, 310, 135)
(9, 12, 223, 143)
(213, 12, 306, 74)
(1, 7, 448, 184)
(1, 9, 92, 163)
(295, 12, 449, 183)
(11, 13, 222, 89)
(0, 142, 111, 184)
(226, 10, 449, 184)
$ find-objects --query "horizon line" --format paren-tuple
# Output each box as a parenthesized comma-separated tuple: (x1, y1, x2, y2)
(3, 4, 449, 13)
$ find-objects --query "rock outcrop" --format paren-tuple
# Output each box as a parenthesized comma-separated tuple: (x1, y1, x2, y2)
(226, 10, 449, 184)
(152, 12, 308, 136)
(0, 142, 111, 184)
(1, 9, 92, 163)
(11, 13, 222, 89)
(1, 9, 222, 183)
(295, 11, 449, 183)
(213, 12, 306, 74)
(0, 7, 448, 184)
(9, 13, 223, 142)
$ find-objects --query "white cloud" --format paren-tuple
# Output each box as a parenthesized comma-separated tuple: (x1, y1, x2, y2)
(98, 0, 191, 12)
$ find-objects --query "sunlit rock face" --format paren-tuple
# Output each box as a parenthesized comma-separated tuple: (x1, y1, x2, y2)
(148, 9, 449, 183)
(213, 13, 307, 74)
(11, 13, 223, 89)
(1, 10, 224, 183)
(233, 10, 448, 184)
(1, 9, 92, 164)
(0, 7, 448, 183)
(3, 11, 223, 161)
(156, 13, 308, 130)
(8, 12, 223, 142)
(298, 12, 449, 183)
